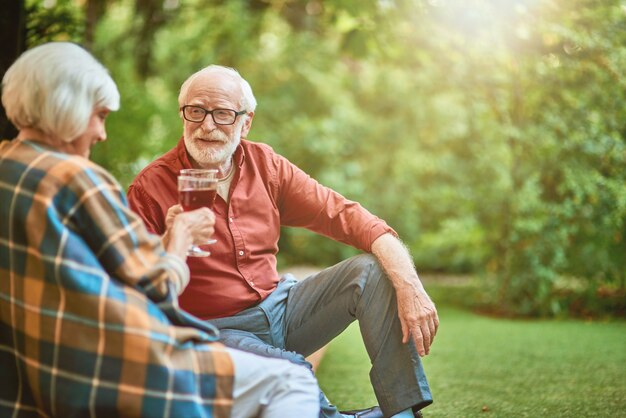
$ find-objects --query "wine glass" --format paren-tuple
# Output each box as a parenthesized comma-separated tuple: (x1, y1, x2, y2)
(177, 170, 218, 257)
(179, 168, 219, 245)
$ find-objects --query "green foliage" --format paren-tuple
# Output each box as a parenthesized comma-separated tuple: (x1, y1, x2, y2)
(22, 0, 626, 316)
(25, 0, 84, 45)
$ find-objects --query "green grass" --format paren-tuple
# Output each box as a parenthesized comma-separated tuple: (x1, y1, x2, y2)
(316, 306, 626, 417)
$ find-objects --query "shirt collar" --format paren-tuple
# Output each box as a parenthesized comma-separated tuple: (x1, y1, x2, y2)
(176, 137, 194, 169)
(234, 140, 246, 168)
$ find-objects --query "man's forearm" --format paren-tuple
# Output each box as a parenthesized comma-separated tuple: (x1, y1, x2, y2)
(371, 232, 438, 355)
(371, 233, 428, 294)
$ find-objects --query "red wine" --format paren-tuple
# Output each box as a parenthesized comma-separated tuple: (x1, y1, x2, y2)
(179, 188, 217, 211)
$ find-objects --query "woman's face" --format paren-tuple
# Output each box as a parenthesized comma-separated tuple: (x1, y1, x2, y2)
(70, 107, 110, 158)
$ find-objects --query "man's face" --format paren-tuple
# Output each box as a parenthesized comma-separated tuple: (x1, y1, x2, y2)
(181, 72, 251, 167)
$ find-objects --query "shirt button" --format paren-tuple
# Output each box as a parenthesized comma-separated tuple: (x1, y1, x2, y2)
(238, 250, 244, 256)
(229, 217, 233, 223)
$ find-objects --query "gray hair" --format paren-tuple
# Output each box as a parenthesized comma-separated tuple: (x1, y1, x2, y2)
(178, 65, 257, 113)
(1, 42, 120, 142)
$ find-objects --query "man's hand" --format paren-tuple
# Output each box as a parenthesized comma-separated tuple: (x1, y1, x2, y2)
(371, 233, 439, 356)
(395, 283, 438, 356)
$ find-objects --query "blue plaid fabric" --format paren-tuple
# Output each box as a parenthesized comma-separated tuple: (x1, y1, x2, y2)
(0, 139, 233, 417)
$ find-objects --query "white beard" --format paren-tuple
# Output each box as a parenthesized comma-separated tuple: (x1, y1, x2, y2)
(184, 127, 241, 166)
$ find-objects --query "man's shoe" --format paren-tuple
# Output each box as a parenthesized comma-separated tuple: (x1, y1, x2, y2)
(339, 406, 424, 418)
(339, 405, 384, 418)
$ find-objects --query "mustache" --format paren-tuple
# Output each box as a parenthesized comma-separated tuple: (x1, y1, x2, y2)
(191, 129, 228, 142)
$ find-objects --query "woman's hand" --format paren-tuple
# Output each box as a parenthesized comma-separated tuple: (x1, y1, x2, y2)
(165, 204, 184, 231)
(163, 205, 215, 258)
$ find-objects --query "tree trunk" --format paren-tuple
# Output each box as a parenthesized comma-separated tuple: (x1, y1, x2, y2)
(84, 0, 108, 51)
(0, 0, 26, 139)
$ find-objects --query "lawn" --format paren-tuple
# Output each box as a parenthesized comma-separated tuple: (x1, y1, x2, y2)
(316, 305, 626, 417)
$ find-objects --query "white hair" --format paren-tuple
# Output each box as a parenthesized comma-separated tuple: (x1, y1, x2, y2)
(178, 65, 257, 113)
(1, 42, 120, 142)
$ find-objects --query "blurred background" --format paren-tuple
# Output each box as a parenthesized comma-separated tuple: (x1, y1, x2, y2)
(2, 0, 625, 319)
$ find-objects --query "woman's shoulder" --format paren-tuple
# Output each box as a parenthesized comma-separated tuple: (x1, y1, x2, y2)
(46, 153, 121, 193)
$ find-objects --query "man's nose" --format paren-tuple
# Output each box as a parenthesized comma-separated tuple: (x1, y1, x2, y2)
(202, 114, 217, 130)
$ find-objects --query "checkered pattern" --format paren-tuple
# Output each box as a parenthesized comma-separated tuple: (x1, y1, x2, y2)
(0, 139, 233, 417)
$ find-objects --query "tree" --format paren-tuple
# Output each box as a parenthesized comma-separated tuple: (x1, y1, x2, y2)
(14, 0, 626, 316)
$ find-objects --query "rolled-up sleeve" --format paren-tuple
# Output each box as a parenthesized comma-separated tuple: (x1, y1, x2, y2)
(274, 154, 396, 252)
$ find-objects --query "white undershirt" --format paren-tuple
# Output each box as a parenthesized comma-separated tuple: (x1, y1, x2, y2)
(217, 163, 236, 203)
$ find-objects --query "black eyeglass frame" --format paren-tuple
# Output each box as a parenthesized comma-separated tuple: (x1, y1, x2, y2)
(180, 105, 247, 125)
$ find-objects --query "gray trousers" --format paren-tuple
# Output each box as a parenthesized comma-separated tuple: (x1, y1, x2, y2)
(209, 254, 433, 418)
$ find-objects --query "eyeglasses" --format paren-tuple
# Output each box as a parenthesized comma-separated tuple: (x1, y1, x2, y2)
(181, 105, 247, 125)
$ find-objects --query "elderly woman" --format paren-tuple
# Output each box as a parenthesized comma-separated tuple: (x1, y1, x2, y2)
(0, 42, 318, 418)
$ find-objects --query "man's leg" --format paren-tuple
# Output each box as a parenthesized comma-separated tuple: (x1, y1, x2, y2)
(227, 347, 319, 418)
(284, 254, 433, 417)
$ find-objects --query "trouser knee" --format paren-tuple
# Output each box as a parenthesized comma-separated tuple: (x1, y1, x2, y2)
(347, 253, 388, 294)
(285, 361, 318, 388)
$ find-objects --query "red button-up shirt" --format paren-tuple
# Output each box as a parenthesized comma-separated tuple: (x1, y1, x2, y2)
(127, 138, 395, 319)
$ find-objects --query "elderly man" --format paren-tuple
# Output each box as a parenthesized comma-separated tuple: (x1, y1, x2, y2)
(128, 65, 439, 418)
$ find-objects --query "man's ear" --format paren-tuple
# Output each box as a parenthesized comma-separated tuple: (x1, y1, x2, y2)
(241, 111, 254, 138)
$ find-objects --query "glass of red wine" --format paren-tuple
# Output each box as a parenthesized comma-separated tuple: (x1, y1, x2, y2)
(180, 168, 219, 245)
(178, 169, 218, 257)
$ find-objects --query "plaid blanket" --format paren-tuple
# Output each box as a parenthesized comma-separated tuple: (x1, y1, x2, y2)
(0, 139, 233, 417)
